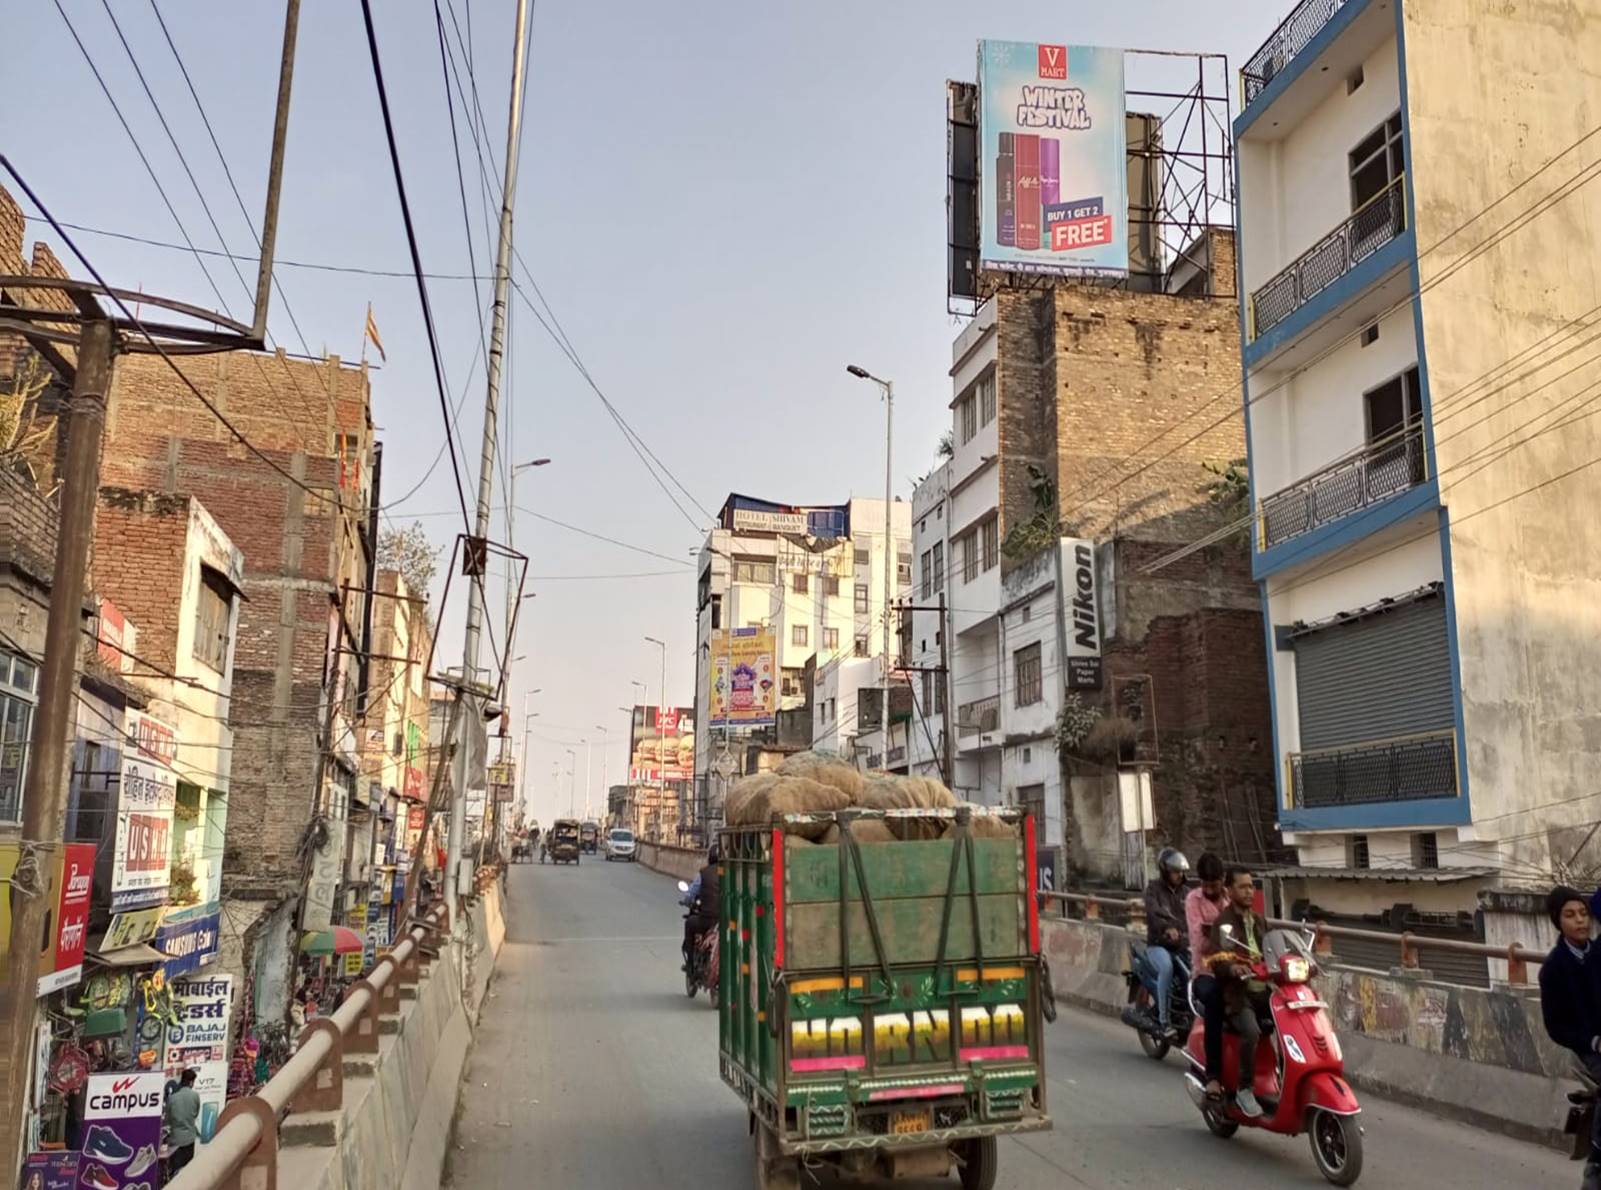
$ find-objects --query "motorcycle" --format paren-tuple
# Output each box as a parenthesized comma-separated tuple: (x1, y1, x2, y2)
(1181, 926, 1365, 1186)
(1121, 938, 1193, 1059)
(676, 879, 720, 1006)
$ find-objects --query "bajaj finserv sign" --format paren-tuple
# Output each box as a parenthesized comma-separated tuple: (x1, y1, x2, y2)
(979, 41, 1127, 278)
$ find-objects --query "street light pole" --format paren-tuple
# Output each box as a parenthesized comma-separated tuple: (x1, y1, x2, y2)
(594, 724, 609, 822)
(847, 365, 895, 745)
(565, 748, 578, 817)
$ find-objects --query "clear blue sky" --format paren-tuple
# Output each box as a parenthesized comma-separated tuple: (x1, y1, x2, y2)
(4, 0, 1279, 828)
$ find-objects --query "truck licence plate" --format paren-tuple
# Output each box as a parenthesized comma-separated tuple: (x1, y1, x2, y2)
(890, 1108, 931, 1135)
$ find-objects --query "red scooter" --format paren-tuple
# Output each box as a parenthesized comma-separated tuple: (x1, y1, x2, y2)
(1182, 927, 1365, 1185)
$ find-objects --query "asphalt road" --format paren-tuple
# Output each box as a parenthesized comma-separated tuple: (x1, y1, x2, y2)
(447, 857, 1575, 1189)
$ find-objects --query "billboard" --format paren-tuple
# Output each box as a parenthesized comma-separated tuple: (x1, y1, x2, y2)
(1060, 537, 1104, 690)
(708, 627, 777, 728)
(979, 41, 1127, 278)
(112, 709, 178, 910)
(629, 705, 695, 783)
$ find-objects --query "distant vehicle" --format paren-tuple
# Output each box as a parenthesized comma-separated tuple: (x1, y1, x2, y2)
(604, 828, 637, 862)
(549, 819, 582, 865)
(580, 820, 600, 854)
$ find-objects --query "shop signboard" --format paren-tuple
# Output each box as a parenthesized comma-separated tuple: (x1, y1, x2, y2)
(162, 973, 233, 1069)
(303, 826, 342, 931)
(978, 41, 1128, 278)
(111, 710, 177, 910)
(155, 904, 221, 978)
(708, 628, 776, 727)
(80, 1071, 165, 1189)
(190, 1059, 228, 1142)
(37, 842, 94, 996)
(628, 705, 697, 783)
(99, 906, 163, 953)
(345, 903, 368, 976)
(403, 764, 425, 799)
(20, 1151, 80, 1190)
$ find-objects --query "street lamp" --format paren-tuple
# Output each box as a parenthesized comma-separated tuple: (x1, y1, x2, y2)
(504, 458, 552, 676)
(846, 364, 895, 736)
(594, 725, 609, 823)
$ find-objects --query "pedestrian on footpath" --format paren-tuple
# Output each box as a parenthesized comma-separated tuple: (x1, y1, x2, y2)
(1538, 885, 1601, 1190)
(165, 1067, 203, 1172)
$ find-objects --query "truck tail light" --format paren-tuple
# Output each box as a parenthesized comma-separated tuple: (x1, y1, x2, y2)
(771, 826, 785, 970)
(1024, 813, 1040, 955)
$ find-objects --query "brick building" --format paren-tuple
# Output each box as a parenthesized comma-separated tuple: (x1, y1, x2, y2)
(906, 229, 1278, 884)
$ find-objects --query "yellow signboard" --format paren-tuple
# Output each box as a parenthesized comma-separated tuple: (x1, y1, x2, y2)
(709, 627, 777, 727)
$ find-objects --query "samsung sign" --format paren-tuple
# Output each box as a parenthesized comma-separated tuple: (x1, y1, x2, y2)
(1062, 538, 1103, 690)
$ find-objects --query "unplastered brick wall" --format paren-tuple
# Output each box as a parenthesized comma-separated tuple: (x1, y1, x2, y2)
(0, 466, 58, 585)
(994, 278, 1244, 552)
(90, 488, 192, 670)
(101, 348, 374, 891)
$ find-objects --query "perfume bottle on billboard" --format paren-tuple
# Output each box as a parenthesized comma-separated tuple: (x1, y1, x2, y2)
(1014, 133, 1041, 251)
(997, 132, 1015, 247)
(1040, 138, 1061, 209)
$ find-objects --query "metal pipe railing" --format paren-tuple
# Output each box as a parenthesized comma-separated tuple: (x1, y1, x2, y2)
(166, 898, 452, 1190)
(1041, 888, 1543, 985)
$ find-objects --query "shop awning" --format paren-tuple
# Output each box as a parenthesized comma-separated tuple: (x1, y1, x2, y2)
(87, 943, 168, 967)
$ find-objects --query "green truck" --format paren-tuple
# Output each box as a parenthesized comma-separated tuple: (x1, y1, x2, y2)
(719, 807, 1051, 1189)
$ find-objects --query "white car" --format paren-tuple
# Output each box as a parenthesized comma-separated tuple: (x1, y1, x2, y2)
(604, 828, 637, 862)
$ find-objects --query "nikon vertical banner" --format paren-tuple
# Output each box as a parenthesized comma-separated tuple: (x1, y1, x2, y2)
(1061, 538, 1104, 690)
(979, 41, 1127, 278)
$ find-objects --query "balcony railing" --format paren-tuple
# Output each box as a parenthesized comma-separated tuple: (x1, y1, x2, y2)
(1258, 423, 1426, 550)
(1242, 0, 1355, 105)
(957, 695, 999, 738)
(1288, 729, 1458, 810)
(1249, 174, 1406, 339)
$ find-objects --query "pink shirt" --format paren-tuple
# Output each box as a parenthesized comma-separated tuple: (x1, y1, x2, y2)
(1186, 886, 1225, 969)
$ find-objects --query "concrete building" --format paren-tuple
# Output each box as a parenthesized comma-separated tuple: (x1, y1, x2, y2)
(693, 494, 911, 817)
(911, 225, 1275, 882)
(1235, 0, 1601, 943)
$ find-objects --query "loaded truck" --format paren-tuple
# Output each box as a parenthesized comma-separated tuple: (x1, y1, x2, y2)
(719, 807, 1050, 1189)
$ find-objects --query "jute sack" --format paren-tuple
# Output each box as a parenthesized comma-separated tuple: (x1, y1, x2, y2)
(774, 751, 866, 800)
(725, 773, 854, 838)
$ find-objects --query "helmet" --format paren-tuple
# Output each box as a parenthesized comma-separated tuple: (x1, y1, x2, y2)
(1158, 847, 1190, 876)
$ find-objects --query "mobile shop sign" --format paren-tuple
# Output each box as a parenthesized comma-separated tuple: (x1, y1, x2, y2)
(112, 709, 178, 910)
(156, 906, 222, 978)
(979, 41, 1128, 277)
(82, 1071, 165, 1189)
(1061, 538, 1103, 690)
(163, 974, 233, 1065)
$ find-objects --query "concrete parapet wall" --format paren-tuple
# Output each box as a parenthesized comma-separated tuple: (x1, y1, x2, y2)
(638, 841, 703, 883)
(1040, 915, 1573, 1147)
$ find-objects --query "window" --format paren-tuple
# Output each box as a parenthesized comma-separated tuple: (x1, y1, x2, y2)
(1014, 643, 1042, 706)
(1350, 111, 1404, 211)
(854, 584, 870, 614)
(1364, 366, 1426, 487)
(1411, 832, 1440, 870)
(732, 557, 776, 585)
(0, 653, 39, 823)
(920, 550, 933, 599)
(827, 698, 836, 722)
(822, 627, 840, 652)
(823, 575, 841, 597)
(1021, 602, 1032, 624)
(854, 636, 870, 658)
(1018, 783, 1045, 825)
(1347, 834, 1371, 870)
(1347, 64, 1364, 93)
(854, 546, 871, 567)
(710, 594, 722, 630)
(782, 668, 804, 698)
(897, 552, 912, 586)
(792, 624, 809, 648)
(923, 671, 934, 708)
(194, 566, 233, 672)
(981, 518, 999, 571)
(959, 394, 978, 443)
(936, 505, 943, 520)
(932, 542, 944, 593)
(960, 531, 978, 583)
(978, 373, 996, 426)
(793, 572, 809, 594)
(935, 675, 945, 714)
(1360, 323, 1379, 347)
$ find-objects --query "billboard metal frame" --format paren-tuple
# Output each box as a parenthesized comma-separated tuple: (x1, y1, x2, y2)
(949, 48, 1235, 316)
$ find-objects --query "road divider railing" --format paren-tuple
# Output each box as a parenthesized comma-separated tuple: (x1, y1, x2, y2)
(1042, 890, 1543, 986)
(166, 902, 451, 1190)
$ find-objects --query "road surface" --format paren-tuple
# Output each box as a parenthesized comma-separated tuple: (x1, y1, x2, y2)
(447, 858, 1573, 1189)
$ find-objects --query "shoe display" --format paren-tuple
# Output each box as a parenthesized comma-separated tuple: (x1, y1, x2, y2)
(126, 1143, 157, 1176)
(81, 1163, 119, 1190)
(83, 1124, 134, 1163)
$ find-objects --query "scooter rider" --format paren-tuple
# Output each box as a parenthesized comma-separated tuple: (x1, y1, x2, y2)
(1186, 852, 1228, 1100)
(1539, 885, 1601, 1190)
(1207, 865, 1270, 1120)
(682, 845, 722, 968)
(1139, 848, 1191, 1040)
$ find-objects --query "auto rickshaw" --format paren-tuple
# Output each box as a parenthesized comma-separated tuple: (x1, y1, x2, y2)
(549, 818, 582, 865)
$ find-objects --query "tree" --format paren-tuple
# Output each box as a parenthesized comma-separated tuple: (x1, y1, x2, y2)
(378, 521, 441, 601)
(0, 357, 55, 490)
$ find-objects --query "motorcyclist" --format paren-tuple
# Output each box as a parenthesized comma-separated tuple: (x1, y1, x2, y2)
(1137, 847, 1190, 1040)
(1538, 885, 1601, 1190)
(682, 845, 722, 970)
(1206, 865, 1269, 1119)
(1186, 852, 1229, 1101)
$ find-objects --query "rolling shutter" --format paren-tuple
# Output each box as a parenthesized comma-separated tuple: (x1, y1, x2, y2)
(1294, 594, 1452, 751)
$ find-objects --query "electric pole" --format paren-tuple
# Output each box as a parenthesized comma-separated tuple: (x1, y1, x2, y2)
(448, 0, 531, 923)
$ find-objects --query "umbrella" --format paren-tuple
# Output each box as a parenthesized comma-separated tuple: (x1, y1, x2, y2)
(300, 926, 365, 956)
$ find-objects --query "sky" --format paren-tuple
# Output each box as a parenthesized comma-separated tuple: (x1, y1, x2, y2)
(3, 0, 1282, 829)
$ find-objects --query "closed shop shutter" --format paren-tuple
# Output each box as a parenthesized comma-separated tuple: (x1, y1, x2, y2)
(1294, 594, 1452, 751)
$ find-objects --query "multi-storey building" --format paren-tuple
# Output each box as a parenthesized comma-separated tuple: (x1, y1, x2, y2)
(694, 494, 911, 815)
(1236, 0, 1601, 939)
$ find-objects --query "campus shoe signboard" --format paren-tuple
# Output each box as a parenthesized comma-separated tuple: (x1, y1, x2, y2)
(978, 41, 1128, 278)
(80, 1071, 165, 1189)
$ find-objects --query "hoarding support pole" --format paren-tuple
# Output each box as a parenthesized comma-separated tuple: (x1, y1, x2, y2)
(939, 593, 954, 789)
(0, 319, 116, 1180)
